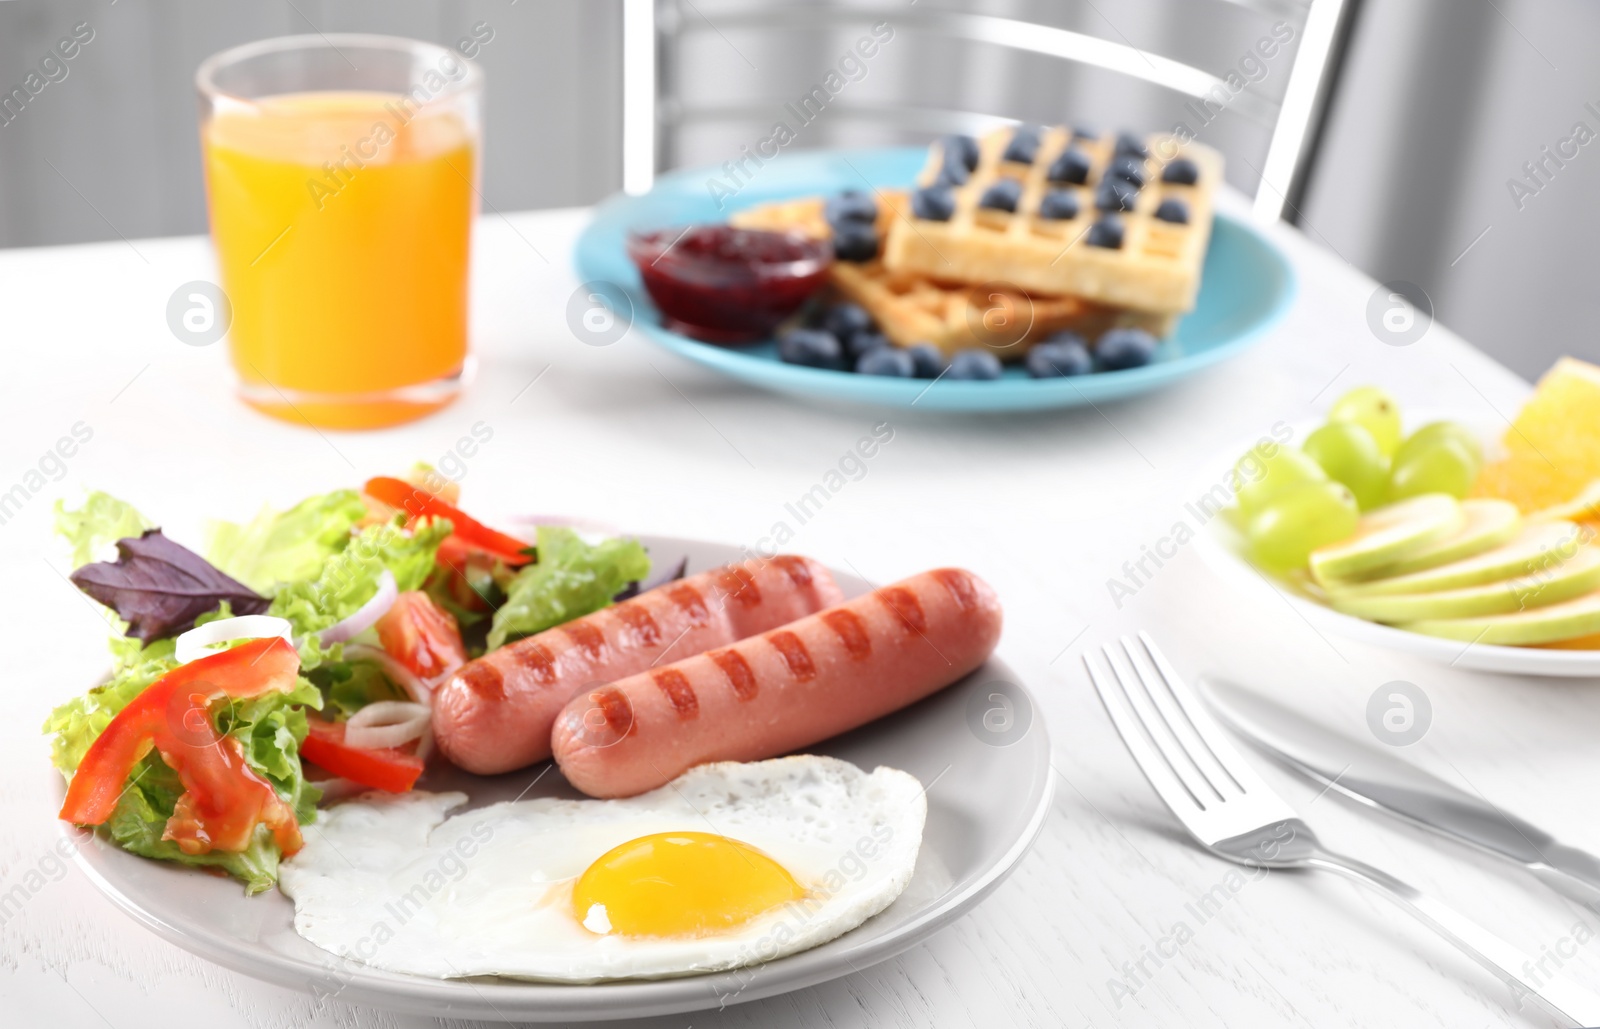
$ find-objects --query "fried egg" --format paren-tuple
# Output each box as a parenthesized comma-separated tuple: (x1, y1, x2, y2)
(279, 755, 927, 981)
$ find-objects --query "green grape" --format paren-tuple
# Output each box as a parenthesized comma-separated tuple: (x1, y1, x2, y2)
(1395, 421, 1482, 472)
(1329, 386, 1403, 457)
(1302, 421, 1389, 511)
(1389, 438, 1477, 500)
(1247, 481, 1360, 570)
(1234, 446, 1327, 516)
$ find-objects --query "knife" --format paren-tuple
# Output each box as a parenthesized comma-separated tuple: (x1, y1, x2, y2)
(1200, 676, 1600, 911)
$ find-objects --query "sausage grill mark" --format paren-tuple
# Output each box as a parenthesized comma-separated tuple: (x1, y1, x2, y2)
(822, 609, 872, 659)
(562, 621, 608, 660)
(590, 685, 636, 736)
(876, 586, 927, 634)
(458, 662, 505, 702)
(771, 555, 814, 589)
(766, 630, 817, 682)
(651, 668, 700, 718)
(666, 583, 711, 626)
(715, 566, 762, 607)
(709, 648, 759, 701)
(934, 568, 978, 612)
(614, 602, 662, 646)
(509, 641, 557, 683)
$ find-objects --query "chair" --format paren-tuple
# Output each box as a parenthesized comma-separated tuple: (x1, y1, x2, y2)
(621, 0, 1361, 223)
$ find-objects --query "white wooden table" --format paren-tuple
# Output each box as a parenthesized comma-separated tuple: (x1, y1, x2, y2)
(3, 196, 1593, 1029)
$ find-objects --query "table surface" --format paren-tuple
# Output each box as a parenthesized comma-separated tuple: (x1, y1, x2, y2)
(2, 190, 1591, 1029)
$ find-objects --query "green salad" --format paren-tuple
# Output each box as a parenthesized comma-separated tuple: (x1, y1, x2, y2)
(47, 472, 651, 893)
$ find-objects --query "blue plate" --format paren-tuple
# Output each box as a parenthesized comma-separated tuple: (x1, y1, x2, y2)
(573, 147, 1295, 412)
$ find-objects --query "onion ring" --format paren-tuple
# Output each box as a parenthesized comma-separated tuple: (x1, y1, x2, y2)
(318, 570, 398, 644)
(175, 615, 293, 666)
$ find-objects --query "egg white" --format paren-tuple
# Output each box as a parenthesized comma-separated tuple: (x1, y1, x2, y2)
(279, 755, 927, 981)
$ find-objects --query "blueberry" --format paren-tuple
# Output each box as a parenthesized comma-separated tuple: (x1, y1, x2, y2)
(824, 190, 876, 225)
(936, 156, 970, 186)
(778, 329, 845, 370)
(1095, 178, 1138, 212)
(1002, 125, 1042, 164)
(1114, 132, 1149, 159)
(906, 342, 945, 378)
(823, 302, 874, 343)
(832, 221, 878, 262)
(942, 133, 980, 172)
(979, 179, 1023, 213)
(911, 184, 957, 221)
(1154, 198, 1190, 224)
(1161, 157, 1200, 185)
(1087, 215, 1125, 249)
(946, 348, 1004, 380)
(1107, 155, 1147, 189)
(1037, 189, 1080, 221)
(1072, 125, 1098, 141)
(1096, 328, 1158, 370)
(1047, 147, 1091, 185)
(1026, 338, 1093, 378)
(845, 329, 890, 360)
(856, 346, 915, 377)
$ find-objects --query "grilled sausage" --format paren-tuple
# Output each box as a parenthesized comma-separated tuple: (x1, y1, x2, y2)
(551, 567, 1001, 797)
(433, 556, 842, 774)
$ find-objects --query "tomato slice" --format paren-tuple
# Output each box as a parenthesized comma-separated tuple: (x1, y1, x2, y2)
(300, 719, 424, 793)
(376, 591, 467, 680)
(363, 476, 533, 566)
(59, 637, 304, 856)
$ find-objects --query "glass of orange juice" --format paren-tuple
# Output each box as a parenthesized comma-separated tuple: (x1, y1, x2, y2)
(196, 35, 481, 430)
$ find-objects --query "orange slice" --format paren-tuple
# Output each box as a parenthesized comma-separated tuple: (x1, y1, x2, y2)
(1475, 358, 1600, 513)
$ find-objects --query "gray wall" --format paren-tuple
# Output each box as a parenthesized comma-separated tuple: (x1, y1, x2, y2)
(0, 0, 623, 248)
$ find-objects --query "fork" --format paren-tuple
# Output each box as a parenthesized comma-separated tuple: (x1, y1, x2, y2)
(1086, 631, 1600, 1026)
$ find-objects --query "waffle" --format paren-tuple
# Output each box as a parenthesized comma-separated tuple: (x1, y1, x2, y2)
(731, 193, 1173, 357)
(881, 127, 1222, 314)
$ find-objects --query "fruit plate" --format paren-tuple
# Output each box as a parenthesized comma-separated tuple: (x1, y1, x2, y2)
(1191, 419, 1600, 678)
(572, 147, 1295, 412)
(62, 535, 1054, 1022)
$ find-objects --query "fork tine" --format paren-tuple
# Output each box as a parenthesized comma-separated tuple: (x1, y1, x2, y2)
(1084, 648, 1206, 824)
(1118, 636, 1234, 802)
(1136, 631, 1266, 794)
(1106, 639, 1224, 810)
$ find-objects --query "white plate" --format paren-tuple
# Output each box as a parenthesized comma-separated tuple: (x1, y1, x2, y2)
(62, 536, 1054, 1021)
(1192, 417, 1600, 678)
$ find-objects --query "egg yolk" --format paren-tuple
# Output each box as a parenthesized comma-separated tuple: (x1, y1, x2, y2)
(572, 832, 804, 938)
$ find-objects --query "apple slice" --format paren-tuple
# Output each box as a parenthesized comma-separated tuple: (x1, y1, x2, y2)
(1325, 520, 1584, 598)
(1530, 478, 1600, 523)
(1330, 545, 1600, 622)
(1403, 583, 1600, 645)
(1370, 499, 1521, 578)
(1310, 494, 1464, 586)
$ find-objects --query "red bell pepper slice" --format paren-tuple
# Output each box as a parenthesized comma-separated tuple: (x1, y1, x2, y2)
(300, 719, 424, 793)
(59, 636, 305, 856)
(363, 476, 533, 566)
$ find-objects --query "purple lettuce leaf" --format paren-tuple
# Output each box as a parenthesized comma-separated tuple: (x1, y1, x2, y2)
(69, 528, 269, 641)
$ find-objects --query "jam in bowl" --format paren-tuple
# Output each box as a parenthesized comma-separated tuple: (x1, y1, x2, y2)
(625, 225, 832, 344)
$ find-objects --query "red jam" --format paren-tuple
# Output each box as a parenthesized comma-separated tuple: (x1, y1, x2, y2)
(626, 225, 832, 344)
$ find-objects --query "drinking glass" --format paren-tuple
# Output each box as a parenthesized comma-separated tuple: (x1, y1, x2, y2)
(196, 35, 482, 429)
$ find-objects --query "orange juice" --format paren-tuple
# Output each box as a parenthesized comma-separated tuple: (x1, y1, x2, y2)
(203, 91, 476, 429)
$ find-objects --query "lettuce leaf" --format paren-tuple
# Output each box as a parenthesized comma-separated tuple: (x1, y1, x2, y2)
(205, 489, 367, 594)
(55, 492, 151, 568)
(487, 527, 651, 650)
(269, 515, 452, 638)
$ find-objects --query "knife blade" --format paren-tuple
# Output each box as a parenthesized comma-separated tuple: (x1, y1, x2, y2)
(1200, 675, 1600, 911)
